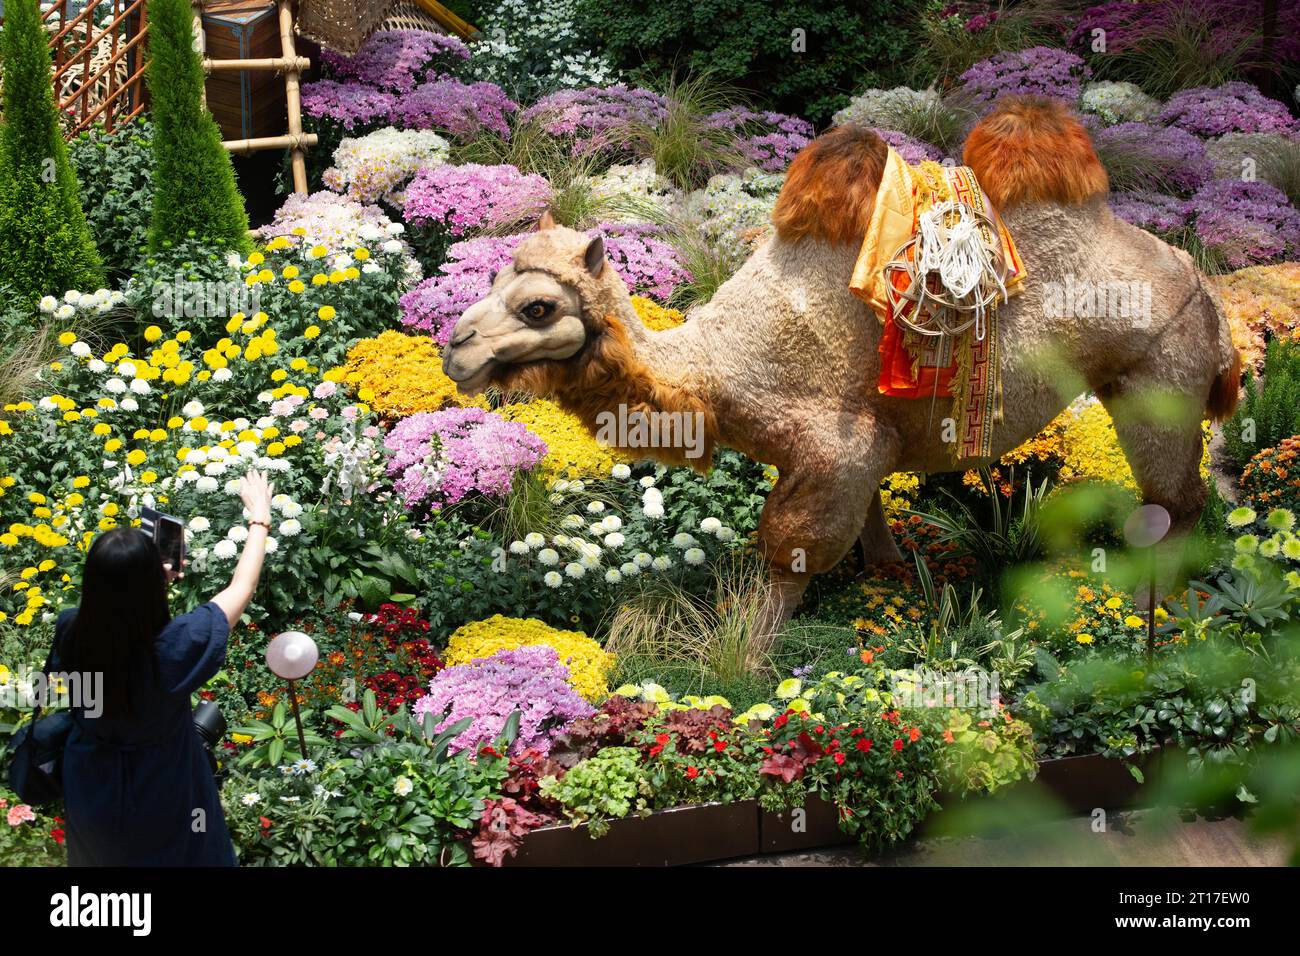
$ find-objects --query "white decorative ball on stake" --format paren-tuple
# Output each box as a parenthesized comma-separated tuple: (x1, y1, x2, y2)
(266, 631, 319, 680)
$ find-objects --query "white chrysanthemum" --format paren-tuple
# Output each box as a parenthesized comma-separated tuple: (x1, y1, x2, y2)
(55, 304, 76, 320)
(586, 500, 606, 513)
(129, 378, 150, 396)
(652, 555, 673, 571)
(700, 517, 722, 534)
(236, 441, 257, 457)
(601, 515, 623, 532)
(38, 295, 58, 313)
(63, 289, 80, 304)
(265, 537, 278, 553)
(70, 341, 91, 359)
(382, 239, 403, 254)
(185, 449, 207, 465)
(282, 500, 304, 519)
(87, 359, 107, 373)
(611, 463, 631, 479)
(543, 570, 563, 588)
(204, 461, 227, 477)
(119, 397, 138, 412)
(116, 361, 137, 377)
(188, 516, 211, 533)
(537, 548, 560, 566)
(604, 568, 623, 584)
(588, 523, 606, 538)
(604, 532, 625, 548)
(684, 547, 706, 566)
(671, 532, 698, 549)
(620, 562, 639, 576)
(196, 476, 219, 493)
(717, 527, 736, 542)
(241, 792, 260, 807)
(569, 480, 586, 493)
(213, 367, 233, 382)
(523, 532, 545, 549)
(104, 377, 127, 394)
(561, 514, 584, 530)
(182, 400, 205, 418)
(213, 539, 238, 559)
(633, 551, 653, 569)
(552, 534, 571, 547)
(279, 519, 302, 537)
(227, 525, 249, 542)
(509, 540, 529, 554)
(564, 562, 586, 578)
(551, 479, 570, 493)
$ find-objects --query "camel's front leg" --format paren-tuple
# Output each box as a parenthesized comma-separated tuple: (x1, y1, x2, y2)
(753, 419, 899, 663)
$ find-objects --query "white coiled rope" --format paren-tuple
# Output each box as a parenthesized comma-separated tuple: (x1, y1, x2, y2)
(885, 200, 1011, 341)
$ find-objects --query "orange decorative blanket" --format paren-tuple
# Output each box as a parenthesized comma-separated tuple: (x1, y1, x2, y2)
(849, 150, 1025, 459)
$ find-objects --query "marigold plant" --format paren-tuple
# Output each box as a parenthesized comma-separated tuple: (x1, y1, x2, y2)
(1241, 438, 1300, 513)
(443, 614, 614, 702)
(340, 330, 484, 418)
(498, 399, 631, 481)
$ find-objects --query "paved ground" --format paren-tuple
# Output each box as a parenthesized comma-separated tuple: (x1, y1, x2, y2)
(722, 809, 1289, 867)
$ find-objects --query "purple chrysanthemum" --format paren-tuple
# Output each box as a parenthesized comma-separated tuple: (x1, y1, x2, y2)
(873, 128, 944, 165)
(1093, 122, 1215, 193)
(412, 646, 594, 755)
(1109, 190, 1191, 232)
(403, 163, 552, 235)
(384, 406, 547, 511)
(1159, 82, 1299, 139)
(705, 107, 815, 171)
(321, 29, 470, 93)
(1185, 178, 1300, 268)
(959, 46, 1091, 111)
(300, 79, 396, 131)
(389, 78, 518, 139)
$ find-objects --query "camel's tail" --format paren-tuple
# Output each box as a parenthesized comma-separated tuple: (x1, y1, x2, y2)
(1207, 348, 1243, 423)
(962, 96, 1109, 211)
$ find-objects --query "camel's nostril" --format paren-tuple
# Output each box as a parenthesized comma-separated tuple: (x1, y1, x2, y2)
(449, 327, 476, 349)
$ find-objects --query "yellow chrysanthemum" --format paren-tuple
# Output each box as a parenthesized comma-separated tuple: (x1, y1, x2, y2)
(443, 615, 614, 702)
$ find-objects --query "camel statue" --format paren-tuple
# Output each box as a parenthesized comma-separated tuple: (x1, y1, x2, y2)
(442, 97, 1241, 647)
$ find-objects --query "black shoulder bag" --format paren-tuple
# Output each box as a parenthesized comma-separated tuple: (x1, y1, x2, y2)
(6, 649, 73, 806)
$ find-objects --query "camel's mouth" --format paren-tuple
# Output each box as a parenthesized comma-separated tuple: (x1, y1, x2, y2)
(442, 348, 496, 396)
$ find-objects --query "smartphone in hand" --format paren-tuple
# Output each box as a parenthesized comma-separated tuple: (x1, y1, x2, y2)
(141, 507, 186, 574)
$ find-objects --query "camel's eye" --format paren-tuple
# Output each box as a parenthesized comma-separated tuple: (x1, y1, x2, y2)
(522, 300, 553, 322)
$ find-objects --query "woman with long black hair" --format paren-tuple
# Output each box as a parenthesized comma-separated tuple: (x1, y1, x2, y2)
(47, 469, 274, 866)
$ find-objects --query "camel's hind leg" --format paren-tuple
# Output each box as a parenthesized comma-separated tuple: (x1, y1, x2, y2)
(754, 418, 900, 661)
(858, 490, 904, 570)
(1097, 371, 1210, 599)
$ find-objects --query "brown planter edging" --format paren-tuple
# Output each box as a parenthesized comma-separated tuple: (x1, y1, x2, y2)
(498, 751, 1162, 865)
(502, 799, 759, 867)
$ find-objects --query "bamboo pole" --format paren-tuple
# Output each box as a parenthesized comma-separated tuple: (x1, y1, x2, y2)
(278, 0, 309, 194)
(223, 132, 318, 154)
(203, 55, 311, 72)
(191, 2, 207, 110)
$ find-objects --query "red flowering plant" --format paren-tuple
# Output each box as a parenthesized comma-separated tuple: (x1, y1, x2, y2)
(0, 788, 66, 866)
(471, 747, 566, 866)
(755, 671, 949, 851)
(630, 705, 765, 808)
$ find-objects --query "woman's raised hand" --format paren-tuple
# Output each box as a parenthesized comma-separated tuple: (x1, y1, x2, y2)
(238, 468, 274, 525)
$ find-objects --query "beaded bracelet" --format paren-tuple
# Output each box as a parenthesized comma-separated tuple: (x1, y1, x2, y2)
(248, 519, 271, 532)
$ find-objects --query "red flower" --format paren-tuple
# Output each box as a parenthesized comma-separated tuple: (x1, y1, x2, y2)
(907, 727, 921, 743)
(896, 771, 904, 779)
(259, 816, 273, 830)
(686, 766, 700, 779)
(833, 752, 846, 765)
(713, 740, 727, 753)
(856, 737, 873, 753)
(892, 738, 904, 751)
(773, 714, 789, 729)
(49, 828, 65, 845)
(480, 746, 502, 759)
(656, 733, 670, 745)
(813, 725, 825, 735)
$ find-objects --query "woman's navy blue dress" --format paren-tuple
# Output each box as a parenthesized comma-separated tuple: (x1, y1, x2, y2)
(48, 602, 237, 866)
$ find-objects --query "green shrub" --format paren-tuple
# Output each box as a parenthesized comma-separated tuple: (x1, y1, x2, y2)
(578, 0, 923, 123)
(0, 0, 105, 307)
(145, 0, 250, 252)
(69, 119, 155, 279)
(1224, 339, 1300, 470)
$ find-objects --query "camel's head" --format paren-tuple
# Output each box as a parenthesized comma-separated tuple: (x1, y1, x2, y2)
(442, 215, 619, 396)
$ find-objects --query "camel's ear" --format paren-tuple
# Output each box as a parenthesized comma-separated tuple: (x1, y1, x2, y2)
(583, 236, 605, 277)
(537, 209, 557, 231)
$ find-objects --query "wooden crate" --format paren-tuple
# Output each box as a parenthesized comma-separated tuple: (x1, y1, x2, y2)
(202, 0, 287, 141)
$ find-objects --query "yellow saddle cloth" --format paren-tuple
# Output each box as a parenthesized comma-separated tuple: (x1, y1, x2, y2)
(849, 148, 1026, 460)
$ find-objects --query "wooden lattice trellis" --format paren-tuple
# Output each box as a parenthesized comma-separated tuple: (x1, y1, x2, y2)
(40, 0, 150, 137)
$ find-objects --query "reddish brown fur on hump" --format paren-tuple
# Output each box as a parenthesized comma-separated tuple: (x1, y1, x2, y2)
(962, 96, 1108, 210)
(493, 314, 718, 471)
(772, 125, 887, 245)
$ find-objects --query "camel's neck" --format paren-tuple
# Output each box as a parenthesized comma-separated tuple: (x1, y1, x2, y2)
(523, 297, 722, 471)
